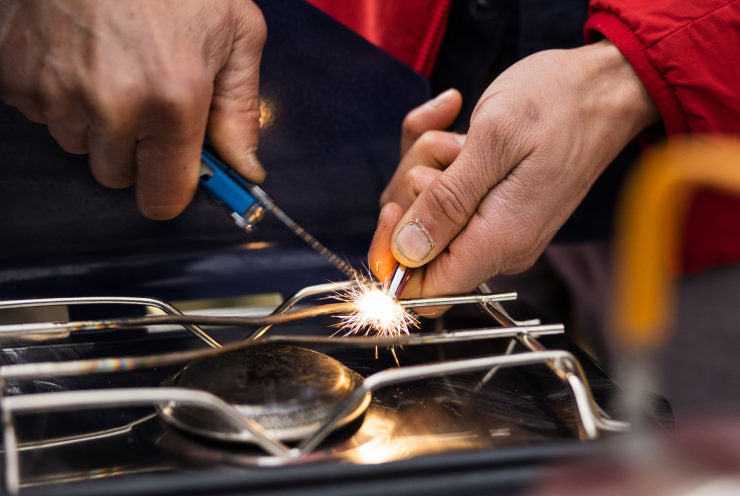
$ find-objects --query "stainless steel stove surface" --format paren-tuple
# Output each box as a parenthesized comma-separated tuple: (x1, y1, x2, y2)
(0, 285, 671, 496)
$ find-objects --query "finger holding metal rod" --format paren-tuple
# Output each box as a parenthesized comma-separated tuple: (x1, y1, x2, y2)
(385, 263, 412, 301)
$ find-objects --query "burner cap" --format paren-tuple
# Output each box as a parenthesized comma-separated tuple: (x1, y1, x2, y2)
(158, 345, 370, 443)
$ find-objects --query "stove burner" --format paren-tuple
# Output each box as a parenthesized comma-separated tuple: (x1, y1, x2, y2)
(158, 345, 371, 443)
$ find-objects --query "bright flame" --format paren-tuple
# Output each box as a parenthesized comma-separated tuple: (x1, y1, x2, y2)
(335, 281, 419, 338)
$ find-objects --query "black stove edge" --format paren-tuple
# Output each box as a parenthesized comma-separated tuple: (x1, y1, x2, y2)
(23, 441, 600, 496)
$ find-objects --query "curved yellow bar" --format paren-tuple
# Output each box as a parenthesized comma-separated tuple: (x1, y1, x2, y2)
(612, 137, 740, 351)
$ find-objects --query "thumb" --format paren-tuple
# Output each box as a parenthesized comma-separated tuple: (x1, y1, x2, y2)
(390, 153, 488, 268)
(207, 3, 267, 183)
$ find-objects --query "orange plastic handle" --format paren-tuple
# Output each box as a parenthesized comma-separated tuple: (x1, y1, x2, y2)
(612, 137, 740, 351)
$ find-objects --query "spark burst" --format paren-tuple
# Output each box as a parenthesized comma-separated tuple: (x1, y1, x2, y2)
(334, 278, 419, 339)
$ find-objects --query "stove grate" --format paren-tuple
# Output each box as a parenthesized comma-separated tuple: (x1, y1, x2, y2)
(0, 281, 629, 494)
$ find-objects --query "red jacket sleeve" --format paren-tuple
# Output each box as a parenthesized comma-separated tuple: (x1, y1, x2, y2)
(585, 0, 740, 136)
(586, 1, 740, 274)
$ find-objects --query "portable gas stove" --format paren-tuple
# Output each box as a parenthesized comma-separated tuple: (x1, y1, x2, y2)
(0, 1, 671, 494)
(0, 283, 671, 496)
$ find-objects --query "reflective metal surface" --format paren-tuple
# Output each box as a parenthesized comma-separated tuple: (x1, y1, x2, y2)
(0, 283, 671, 494)
(159, 345, 371, 442)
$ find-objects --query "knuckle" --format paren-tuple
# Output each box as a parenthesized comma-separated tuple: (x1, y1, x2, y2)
(413, 130, 444, 150)
(250, 12, 268, 47)
(151, 74, 197, 108)
(80, 66, 142, 131)
(411, 130, 461, 167)
(425, 175, 473, 227)
(36, 67, 67, 119)
(92, 81, 139, 132)
(405, 164, 423, 180)
(470, 99, 536, 163)
(473, 96, 524, 131)
(145, 69, 210, 124)
(474, 103, 517, 138)
(398, 175, 416, 200)
(402, 109, 427, 139)
(238, 1, 268, 46)
(402, 165, 430, 194)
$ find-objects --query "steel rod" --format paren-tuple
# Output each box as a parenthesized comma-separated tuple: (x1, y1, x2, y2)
(297, 350, 600, 454)
(0, 293, 519, 339)
(0, 325, 564, 380)
(1, 388, 292, 456)
(249, 279, 370, 339)
(0, 296, 220, 348)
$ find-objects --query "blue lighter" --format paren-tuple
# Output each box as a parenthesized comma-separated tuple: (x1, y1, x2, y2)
(199, 143, 265, 233)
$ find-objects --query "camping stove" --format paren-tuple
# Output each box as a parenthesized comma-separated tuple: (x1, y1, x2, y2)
(0, 281, 671, 495)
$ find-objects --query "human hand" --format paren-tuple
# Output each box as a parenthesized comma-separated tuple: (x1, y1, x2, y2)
(0, 0, 266, 220)
(369, 40, 659, 314)
(369, 88, 464, 286)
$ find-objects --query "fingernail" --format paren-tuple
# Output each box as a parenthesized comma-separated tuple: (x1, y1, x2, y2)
(395, 220, 433, 263)
(245, 148, 266, 183)
(427, 88, 455, 109)
(454, 133, 466, 145)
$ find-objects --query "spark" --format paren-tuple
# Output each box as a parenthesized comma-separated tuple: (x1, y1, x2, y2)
(334, 279, 419, 339)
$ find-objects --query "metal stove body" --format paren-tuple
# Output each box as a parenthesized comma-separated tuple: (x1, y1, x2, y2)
(0, 284, 656, 496)
(0, 1, 670, 494)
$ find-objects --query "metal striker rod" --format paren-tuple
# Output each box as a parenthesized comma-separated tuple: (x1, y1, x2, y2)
(247, 184, 359, 280)
(0, 293, 519, 338)
(0, 324, 565, 381)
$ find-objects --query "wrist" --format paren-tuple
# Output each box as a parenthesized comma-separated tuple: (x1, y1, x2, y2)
(578, 39, 660, 137)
